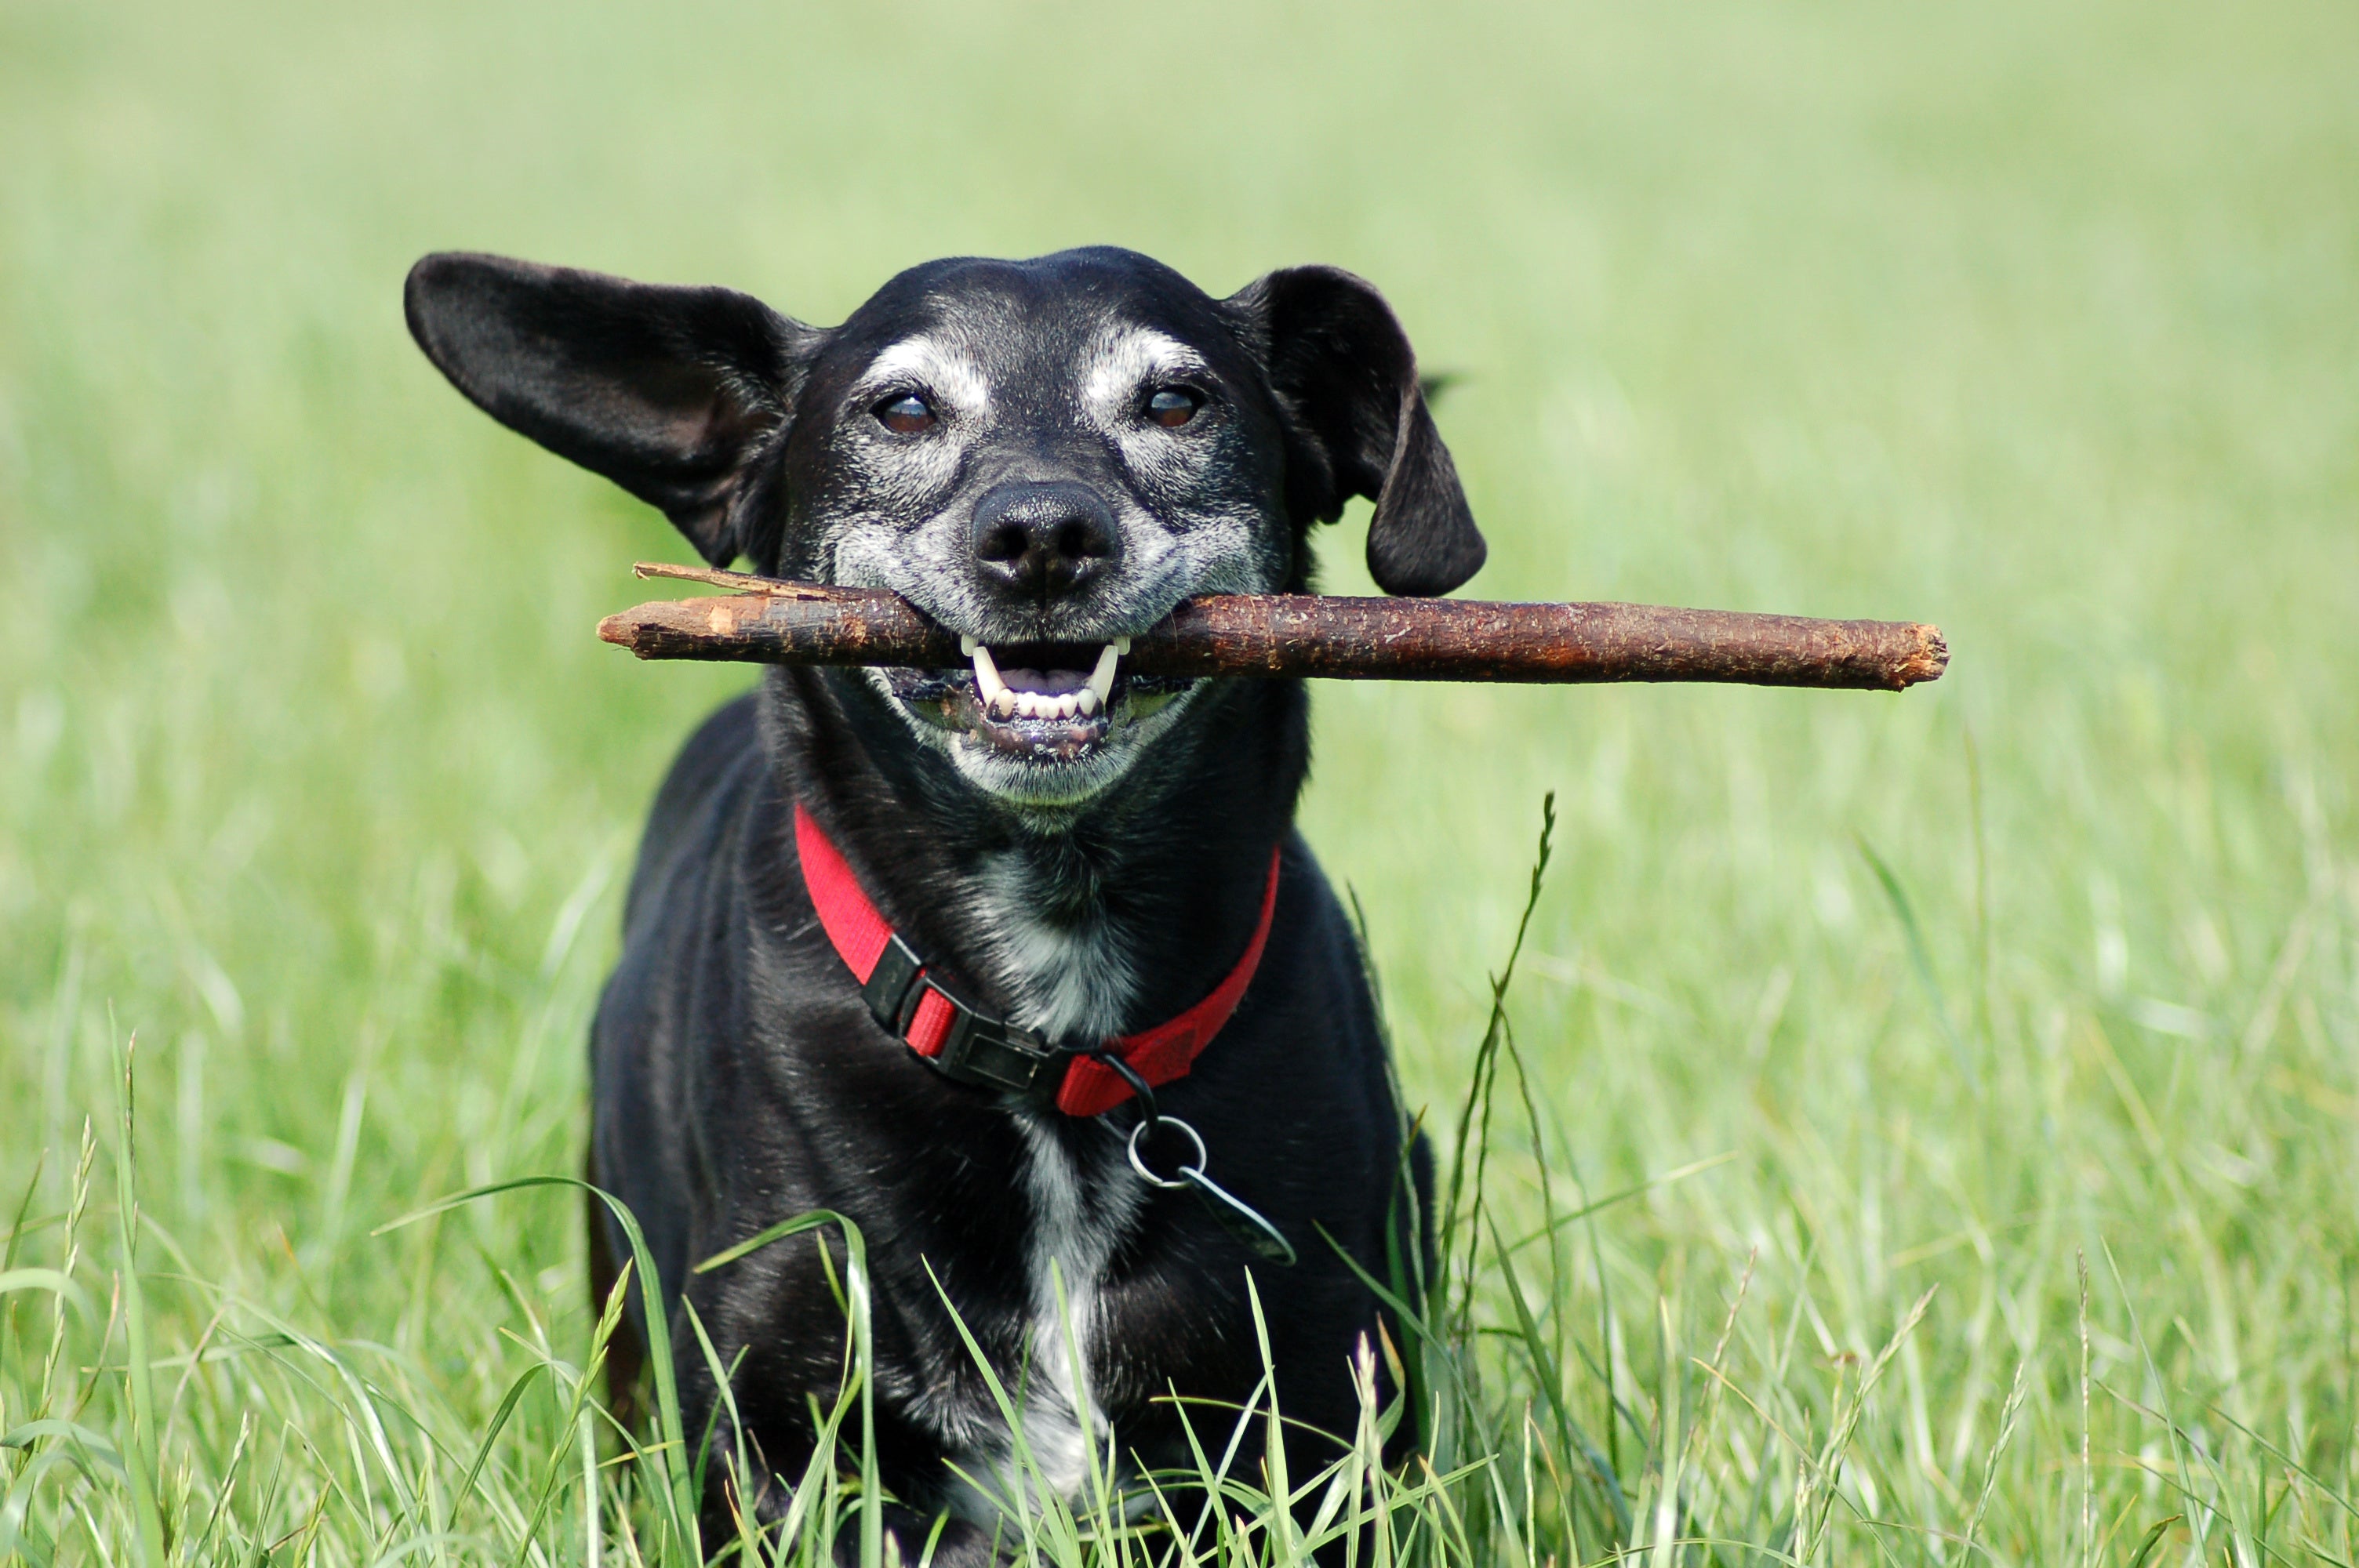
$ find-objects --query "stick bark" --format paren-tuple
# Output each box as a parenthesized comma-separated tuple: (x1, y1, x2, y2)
(600, 564, 1947, 691)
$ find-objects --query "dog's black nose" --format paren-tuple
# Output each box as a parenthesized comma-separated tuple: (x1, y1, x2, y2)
(970, 481, 1120, 600)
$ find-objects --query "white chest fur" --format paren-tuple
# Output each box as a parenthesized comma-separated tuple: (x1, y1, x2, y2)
(940, 855, 1146, 1512)
(994, 1116, 1143, 1505)
(969, 851, 1140, 1044)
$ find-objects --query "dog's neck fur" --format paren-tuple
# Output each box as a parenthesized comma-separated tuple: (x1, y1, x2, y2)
(765, 666, 1308, 1044)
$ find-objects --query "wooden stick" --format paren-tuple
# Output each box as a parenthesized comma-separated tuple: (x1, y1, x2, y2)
(601, 564, 1948, 691)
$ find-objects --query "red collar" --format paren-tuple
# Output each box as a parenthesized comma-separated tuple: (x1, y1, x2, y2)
(793, 804, 1281, 1117)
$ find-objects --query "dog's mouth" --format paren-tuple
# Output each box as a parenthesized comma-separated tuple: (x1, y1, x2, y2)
(881, 637, 1196, 761)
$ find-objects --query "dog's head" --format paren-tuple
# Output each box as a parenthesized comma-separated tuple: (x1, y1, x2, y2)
(406, 246, 1482, 806)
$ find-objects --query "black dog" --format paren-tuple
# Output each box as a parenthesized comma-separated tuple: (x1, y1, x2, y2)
(405, 246, 1485, 1559)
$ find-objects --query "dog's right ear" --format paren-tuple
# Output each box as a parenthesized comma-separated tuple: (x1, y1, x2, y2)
(405, 252, 823, 567)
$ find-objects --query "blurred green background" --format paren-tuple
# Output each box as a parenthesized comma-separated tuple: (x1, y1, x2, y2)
(2, 2, 2355, 1559)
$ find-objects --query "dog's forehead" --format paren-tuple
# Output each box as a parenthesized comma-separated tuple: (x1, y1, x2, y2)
(827, 249, 1246, 390)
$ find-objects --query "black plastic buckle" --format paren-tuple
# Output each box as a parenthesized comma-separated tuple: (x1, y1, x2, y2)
(861, 933, 1061, 1098)
(929, 1007, 1061, 1097)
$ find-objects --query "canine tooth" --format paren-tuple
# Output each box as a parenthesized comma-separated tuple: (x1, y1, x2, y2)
(1076, 687, 1099, 716)
(1087, 643, 1120, 710)
(960, 634, 978, 656)
(972, 644, 1005, 704)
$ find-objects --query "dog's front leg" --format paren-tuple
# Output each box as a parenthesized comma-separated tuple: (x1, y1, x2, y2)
(844, 1506, 1001, 1568)
(688, 1410, 1001, 1568)
(668, 1319, 948, 1566)
(659, 1331, 801, 1559)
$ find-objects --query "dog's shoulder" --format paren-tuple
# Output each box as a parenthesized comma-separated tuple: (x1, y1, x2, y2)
(621, 692, 769, 935)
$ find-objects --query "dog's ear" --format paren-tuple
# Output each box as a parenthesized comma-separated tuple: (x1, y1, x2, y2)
(405, 252, 821, 567)
(1228, 265, 1485, 596)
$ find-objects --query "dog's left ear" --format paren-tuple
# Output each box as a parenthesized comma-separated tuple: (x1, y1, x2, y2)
(1228, 266, 1485, 596)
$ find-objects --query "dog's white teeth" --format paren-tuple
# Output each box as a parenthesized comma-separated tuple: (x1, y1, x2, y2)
(972, 641, 1118, 724)
(960, 634, 979, 656)
(1088, 643, 1120, 710)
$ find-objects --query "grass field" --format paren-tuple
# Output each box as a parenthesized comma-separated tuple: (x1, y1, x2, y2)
(4, 2, 2357, 1563)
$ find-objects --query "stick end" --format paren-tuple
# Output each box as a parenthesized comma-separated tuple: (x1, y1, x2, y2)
(1890, 624, 1949, 689)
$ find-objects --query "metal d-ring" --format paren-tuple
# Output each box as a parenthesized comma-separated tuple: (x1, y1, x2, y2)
(1127, 1115, 1206, 1190)
(1097, 1051, 1296, 1265)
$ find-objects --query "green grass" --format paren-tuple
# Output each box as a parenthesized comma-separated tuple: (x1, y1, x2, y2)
(4, 0, 2357, 1562)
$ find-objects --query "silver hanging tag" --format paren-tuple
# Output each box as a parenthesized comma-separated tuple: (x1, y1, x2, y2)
(1128, 1116, 1297, 1267)
(1180, 1165, 1299, 1265)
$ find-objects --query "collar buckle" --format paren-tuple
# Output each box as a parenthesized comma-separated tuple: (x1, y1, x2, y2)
(929, 1005, 1061, 1098)
(862, 931, 1062, 1098)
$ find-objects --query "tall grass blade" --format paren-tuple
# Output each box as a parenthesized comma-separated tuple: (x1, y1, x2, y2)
(378, 1176, 702, 1563)
(1482, 1216, 1627, 1540)
(1439, 792, 1555, 1291)
(696, 1210, 878, 1568)
(112, 1039, 170, 1568)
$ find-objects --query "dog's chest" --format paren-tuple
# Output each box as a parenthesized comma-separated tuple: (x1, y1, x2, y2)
(918, 1110, 1143, 1519)
(929, 857, 1147, 1506)
(1008, 1117, 1143, 1494)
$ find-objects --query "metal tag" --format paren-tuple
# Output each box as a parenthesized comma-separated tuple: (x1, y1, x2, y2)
(1181, 1167, 1298, 1266)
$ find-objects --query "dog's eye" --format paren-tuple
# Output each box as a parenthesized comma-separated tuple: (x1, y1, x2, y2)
(1145, 387, 1202, 429)
(874, 394, 936, 434)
